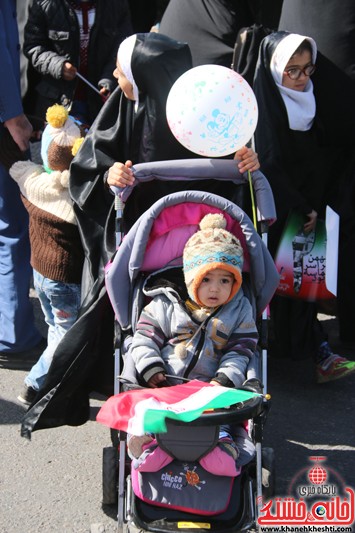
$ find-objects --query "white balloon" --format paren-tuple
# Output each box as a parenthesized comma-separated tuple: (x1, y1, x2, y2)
(166, 65, 258, 157)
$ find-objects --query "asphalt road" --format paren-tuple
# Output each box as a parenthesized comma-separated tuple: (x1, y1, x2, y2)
(1, 292, 354, 532)
(0, 292, 119, 533)
(264, 317, 355, 496)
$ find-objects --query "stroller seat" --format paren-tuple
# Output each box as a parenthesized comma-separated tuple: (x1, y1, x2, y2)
(98, 159, 279, 532)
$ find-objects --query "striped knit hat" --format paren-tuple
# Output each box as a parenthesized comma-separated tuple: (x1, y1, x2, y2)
(183, 213, 244, 306)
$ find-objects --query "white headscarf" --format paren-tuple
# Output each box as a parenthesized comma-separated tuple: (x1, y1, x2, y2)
(117, 34, 139, 112)
(270, 33, 317, 131)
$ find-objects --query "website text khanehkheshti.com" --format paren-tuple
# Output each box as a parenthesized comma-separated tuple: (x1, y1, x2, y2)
(260, 527, 353, 532)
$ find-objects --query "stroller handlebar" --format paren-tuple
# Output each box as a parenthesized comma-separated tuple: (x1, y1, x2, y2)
(110, 159, 276, 224)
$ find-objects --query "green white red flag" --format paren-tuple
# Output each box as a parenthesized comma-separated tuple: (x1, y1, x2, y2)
(96, 380, 259, 435)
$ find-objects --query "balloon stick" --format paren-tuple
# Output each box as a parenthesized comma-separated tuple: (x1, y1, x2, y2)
(76, 72, 108, 101)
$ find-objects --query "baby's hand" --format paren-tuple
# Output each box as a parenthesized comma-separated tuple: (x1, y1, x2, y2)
(234, 146, 260, 173)
(99, 86, 110, 101)
(107, 160, 135, 188)
(147, 372, 167, 388)
(210, 379, 222, 386)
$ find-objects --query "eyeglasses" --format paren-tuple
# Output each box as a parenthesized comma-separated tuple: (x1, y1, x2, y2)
(284, 64, 316, 80)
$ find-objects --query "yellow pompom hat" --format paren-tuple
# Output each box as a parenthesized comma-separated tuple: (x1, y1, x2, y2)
(183, 213, 244, 306)
(41, 104, 82, 172)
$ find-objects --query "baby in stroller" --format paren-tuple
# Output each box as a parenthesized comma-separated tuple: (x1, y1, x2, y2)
(128, 212, 258, 475)
(98, 159, 279, 529)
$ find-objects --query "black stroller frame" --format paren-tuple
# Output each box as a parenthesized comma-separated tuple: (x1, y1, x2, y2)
(101, 159, 279, 532)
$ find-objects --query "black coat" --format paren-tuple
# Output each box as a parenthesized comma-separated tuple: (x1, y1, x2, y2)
(252, 31, 337, 360)
(278, 1, 355, 341)
(253, 32, 337, 254)
(278, 0, 355, 146)
(159, 0, 284, 68)
(159, 0, 257, 68)
(21, 33, 195, 437)
(21, 32, 255, 437)
(23, 0, 133, 123)
(69, 33, 195, 299)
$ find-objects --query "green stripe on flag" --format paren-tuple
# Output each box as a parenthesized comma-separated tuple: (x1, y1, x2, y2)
(142, 388, 258, 434)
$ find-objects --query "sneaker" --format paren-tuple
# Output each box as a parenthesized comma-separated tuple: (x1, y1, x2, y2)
(316, 355, 355, 384)
(218, 438, 239, 461)
(17, 384, 38, 406)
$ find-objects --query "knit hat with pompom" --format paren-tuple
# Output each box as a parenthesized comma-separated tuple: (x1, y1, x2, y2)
(40, 104, 82, 172)
(183, 213, 244, 306)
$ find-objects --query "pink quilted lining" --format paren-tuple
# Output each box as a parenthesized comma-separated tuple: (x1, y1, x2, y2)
(142, 203, 250, 272)
(142, 226, 195, 271)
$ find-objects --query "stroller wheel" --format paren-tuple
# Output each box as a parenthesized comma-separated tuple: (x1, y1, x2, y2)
(262, 446, 275, 499)
(102, 446, 119, 505)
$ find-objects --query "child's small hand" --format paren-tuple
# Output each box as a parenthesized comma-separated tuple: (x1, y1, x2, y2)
(148, 372, 167, 388)
(99, 86, 110, 102)
(210, 379, 222, 386)
(234, 146, 260, 173)
(107, 160, 135, 188)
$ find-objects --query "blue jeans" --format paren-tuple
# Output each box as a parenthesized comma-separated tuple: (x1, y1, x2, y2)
(0, 163, 42, 352)
(220, 424, 256, 467)
(25, 270, 81, 390)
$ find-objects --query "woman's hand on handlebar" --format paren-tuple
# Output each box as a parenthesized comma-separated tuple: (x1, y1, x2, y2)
(107, 159, 135, 188)
(234, 146, 260, 173)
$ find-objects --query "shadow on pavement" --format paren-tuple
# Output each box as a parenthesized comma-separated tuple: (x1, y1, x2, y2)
(264, 316, 355, 496)
(0, 397, 27, 425)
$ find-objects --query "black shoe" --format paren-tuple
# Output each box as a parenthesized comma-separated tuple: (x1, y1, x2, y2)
(17, 384, 38, 406)
(0, 338, 47, 371)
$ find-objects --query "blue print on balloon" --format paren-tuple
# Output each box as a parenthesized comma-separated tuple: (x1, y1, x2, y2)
(206, 109, 242, 147)
(166, 64, 259, 156)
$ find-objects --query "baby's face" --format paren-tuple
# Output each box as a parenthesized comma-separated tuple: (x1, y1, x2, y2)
(197, 268, 234, 308)
(113, 60, 135, 100)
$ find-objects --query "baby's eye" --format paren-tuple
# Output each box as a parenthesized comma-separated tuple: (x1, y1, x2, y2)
(202, 277, 210, 283)
(221, 278, 232, 284)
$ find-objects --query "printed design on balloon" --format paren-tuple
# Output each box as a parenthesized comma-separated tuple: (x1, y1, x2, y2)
(166, 65, 258, 157)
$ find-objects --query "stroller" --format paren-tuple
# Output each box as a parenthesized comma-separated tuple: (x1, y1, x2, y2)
(99, 159, 279, 532)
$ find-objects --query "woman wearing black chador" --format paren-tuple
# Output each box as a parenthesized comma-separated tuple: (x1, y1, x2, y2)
(253, 31, 355, 384)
